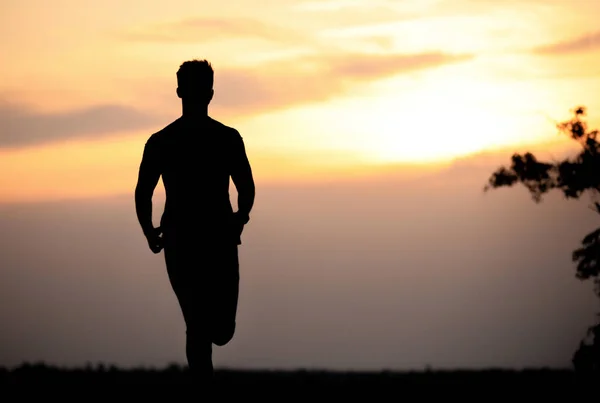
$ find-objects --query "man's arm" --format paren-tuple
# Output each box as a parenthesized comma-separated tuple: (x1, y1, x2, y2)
(135, 139, 162, 247)
(231, 132, 255, 224)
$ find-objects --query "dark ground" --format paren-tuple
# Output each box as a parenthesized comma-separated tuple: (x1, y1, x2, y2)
(1, 363, 597, 400)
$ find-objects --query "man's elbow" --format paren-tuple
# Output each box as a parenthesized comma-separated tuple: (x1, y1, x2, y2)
(247, 179, 256, 194)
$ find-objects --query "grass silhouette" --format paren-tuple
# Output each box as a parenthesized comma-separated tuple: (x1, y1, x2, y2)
(1, 362, 594, 398)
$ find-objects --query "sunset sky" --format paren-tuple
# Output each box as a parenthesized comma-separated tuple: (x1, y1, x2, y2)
(1, 0, 600, 371)
(2, 0, 600, 202)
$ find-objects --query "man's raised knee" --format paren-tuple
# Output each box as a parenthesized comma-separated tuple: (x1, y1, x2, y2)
(212, 322, 236, 346)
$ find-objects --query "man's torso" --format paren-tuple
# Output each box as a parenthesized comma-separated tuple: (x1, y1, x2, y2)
(145, 116, 242, 238)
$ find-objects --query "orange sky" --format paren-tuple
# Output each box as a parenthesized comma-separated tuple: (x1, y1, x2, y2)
(1, 0, 600, 203)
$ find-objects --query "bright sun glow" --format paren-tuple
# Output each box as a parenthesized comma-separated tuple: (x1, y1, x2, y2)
(238, 58, 557, 166)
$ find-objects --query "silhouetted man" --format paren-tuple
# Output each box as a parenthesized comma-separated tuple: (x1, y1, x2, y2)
(134, 59, 255, 383)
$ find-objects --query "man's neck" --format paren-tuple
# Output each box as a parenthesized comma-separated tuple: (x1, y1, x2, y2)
(181, 102, 208, 120)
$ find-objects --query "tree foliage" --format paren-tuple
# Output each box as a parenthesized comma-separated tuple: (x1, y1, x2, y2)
(484, 106, 599, 374)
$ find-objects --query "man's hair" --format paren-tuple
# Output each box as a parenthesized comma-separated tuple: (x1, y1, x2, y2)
(176, 59, 214, 90)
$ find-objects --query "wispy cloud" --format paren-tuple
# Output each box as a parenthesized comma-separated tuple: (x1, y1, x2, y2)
(0, 51, 471, 149)
(534, 30, 600, 54)
(327, 52, 470, 79)
(209, 51, 472, 115)
(294, 0, 391, 12)
(119, 17, 303, 44)
(0, 102, 165, 149)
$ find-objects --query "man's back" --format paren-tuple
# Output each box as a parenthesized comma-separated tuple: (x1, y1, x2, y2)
(141, 116, 249, 240)
(135, 59, 255, 381)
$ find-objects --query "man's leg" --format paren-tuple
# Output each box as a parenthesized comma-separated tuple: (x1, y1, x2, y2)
(210, 243, 240, 347)
(163, 231, 214, 382)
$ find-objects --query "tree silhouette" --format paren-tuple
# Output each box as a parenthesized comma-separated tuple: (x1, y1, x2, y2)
(484, 106, 600, 375)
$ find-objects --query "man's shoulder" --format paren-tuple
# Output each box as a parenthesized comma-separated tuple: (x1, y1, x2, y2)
(145, 118, 182, 146)
(208, 117, 241, 137)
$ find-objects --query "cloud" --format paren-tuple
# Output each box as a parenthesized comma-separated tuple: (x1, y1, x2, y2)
(0, 102, 166, 149)
(534, 30, 600, 54)
(0, 51, 471, 149)
(119, 17, 303, 44)
(295, 0, 367, 11)
(209, 52, 473, 115)
(117, 16, 472, 117)
(327, 52, 471, 78)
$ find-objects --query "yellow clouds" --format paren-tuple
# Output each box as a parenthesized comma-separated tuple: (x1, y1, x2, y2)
(118, 17, 305, 45)
(208, 51, 472, 118)
(0, 50, 471, 150)
(534, 30, 600, 55)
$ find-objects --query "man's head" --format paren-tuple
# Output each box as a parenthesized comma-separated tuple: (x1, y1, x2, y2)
(176, 59, 214, 105)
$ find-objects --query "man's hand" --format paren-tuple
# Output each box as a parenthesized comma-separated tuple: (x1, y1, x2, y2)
(145, 226, 164, 254)
(232, 212, 248, 245)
